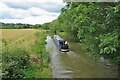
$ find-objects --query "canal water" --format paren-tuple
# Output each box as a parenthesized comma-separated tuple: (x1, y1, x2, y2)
(46, 35, 118, 78)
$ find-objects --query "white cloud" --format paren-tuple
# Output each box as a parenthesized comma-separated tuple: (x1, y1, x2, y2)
(29, 7, 48, 16)
(0, 0, 66, 24)
(0, 1, 9, 10)
(0, 14, 59, 24)
(0, 3, 31, 19)
(28, 7, 60, 17)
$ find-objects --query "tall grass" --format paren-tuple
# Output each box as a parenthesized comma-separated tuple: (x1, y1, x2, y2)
(24, 31, 51, 78)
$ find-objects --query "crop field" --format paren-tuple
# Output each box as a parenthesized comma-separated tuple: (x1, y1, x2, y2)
(1, 29, 51, 78)
(1, 29, 36, 49)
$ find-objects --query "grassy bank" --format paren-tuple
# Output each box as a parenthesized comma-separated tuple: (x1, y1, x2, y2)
(2, 29, 51, 78)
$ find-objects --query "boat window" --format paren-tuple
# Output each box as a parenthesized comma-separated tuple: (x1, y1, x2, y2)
(59, 41, 64, 45)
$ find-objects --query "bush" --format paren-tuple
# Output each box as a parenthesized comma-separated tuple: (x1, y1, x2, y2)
(2, 48, 30, 78)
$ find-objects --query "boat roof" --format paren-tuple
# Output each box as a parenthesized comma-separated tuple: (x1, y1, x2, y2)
(54, 35, 64, 41)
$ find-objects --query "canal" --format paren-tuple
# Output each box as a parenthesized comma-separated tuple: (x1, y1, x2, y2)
(46, 35, 118, 78)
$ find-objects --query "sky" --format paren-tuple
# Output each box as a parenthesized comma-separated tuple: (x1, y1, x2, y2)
(0, 0, 66, 24)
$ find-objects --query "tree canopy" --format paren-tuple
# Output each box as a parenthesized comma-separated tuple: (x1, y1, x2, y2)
(42, 2, 120, 64)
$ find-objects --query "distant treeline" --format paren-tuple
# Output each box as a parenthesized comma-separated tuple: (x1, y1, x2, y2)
(0, 22, 42, 29)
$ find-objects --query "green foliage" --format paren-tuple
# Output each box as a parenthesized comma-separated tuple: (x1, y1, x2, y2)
(31, 24, 41, 29)
(41, 22, 50, 30)
(26, 31, 51, 78)
(0, 22, 42, 29)
(2, 38, 7, 46)
(99, 32, 119, 61)
(44, 2, 120, 64)
(2, 48, 30, 78)
(1, 23, 32, 29)
(33, 31, 49, 66)
(2, 31, 51, 78)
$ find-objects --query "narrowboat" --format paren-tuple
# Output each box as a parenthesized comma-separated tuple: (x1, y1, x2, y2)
(53, 35, 69, 52)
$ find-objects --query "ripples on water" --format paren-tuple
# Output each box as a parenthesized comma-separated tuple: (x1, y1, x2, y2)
(46, 35, 118, 78)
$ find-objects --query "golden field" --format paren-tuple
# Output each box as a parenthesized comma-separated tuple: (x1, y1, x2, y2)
(1, 29, 37, 49)
(1, 29, 45, 63)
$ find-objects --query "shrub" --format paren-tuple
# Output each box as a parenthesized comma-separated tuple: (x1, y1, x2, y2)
(2, 48, 30, 78)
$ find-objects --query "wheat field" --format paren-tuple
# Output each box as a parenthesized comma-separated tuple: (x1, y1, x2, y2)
(1, 29, 39, 51)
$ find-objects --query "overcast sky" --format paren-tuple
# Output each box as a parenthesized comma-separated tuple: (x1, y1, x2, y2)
(0, 0, 66, 24)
